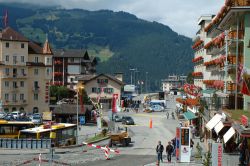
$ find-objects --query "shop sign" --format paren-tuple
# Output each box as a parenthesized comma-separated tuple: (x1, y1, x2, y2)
(212, 143, 222, 166)
(176, 127, 180, 160)
(241, 115, 248, 127)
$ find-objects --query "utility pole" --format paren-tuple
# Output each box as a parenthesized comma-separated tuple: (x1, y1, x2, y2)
(146, 72, 148, 93)
(235, 14, 239, 110)
(130, 68, 135, 85)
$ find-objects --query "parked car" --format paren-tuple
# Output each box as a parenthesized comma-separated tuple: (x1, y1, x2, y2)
(114, 114, 122, 122)
(56, 98, 74, 105)
(31, 114, 42, 124)
(4, 114, 14, 121)
(0, 111, 6, 119)
(122, 116, 135, 125)
(149, 105, 165, 112)
(11, 111, 21, 119)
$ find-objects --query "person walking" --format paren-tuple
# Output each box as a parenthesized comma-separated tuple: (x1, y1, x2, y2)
(166, 112, 169, 119)
(166, 141, 173, 163)
(171, 112, 175, 119)
(156, 141, 164, 163)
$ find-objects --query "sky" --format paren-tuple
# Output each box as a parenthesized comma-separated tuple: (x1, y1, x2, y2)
(1, 0, 225, 37)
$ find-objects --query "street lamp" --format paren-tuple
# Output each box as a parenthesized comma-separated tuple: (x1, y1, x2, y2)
(76, 85, 84, 145)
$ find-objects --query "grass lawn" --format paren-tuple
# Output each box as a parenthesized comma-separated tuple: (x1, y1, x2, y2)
(224, 109, 250, 121)
(86, 133, 109, 143)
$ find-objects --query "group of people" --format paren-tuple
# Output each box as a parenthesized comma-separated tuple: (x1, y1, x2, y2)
(156, 141, 174, 163)
(166, 112, 175, 119)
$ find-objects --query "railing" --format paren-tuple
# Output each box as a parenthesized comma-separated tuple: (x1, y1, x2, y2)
(0, 138, 51, 149)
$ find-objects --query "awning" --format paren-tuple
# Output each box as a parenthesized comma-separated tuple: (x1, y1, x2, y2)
(223, 127, 236, 143)
(184, 111, 197, 120)
(206, 114, 222, 130)
(214, 121, 224, 134)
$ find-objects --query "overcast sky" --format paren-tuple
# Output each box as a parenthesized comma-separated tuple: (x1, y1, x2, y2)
(2, 0, 225, 37)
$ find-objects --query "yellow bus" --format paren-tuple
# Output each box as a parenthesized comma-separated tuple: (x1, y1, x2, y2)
(18, 123, 77, 147)
(0, 120, 35, 138)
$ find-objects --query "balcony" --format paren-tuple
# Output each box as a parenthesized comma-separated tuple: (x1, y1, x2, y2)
(3, 100, 27, 106)
(54, 60, 63, 65)
(54, 72, 63, 77)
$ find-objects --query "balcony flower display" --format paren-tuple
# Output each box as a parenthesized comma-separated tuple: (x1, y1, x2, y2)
(192, 72, 203, 77)
(192, 56, 203, 63)
(192, 40, 204, 50)
(204, 56, 226, 67)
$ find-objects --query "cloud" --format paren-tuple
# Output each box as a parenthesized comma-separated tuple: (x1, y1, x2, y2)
(0, 0, 224, 37)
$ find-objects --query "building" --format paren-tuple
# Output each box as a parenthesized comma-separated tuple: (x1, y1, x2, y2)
(161, 75, 187, 92)
(0, 27, 52, 113)
(78, 73, 124, 109)
(52, 49, 97, 89)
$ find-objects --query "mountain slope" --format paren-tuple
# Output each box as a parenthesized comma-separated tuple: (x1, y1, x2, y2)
(0, 3, 194, 91)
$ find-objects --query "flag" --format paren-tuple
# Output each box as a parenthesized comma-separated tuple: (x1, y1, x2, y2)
(112, 94, 118, 113)
(241, 79, 250, 96)
(3, 10, 8, 27)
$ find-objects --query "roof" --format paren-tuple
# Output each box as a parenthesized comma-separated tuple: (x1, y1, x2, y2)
(77, 75, 96, 82)
(53, 49, 91, 59)
(184, 111, 197, 120)
(43, 39, 53, 55)
(83, 73, 124, 86)
(0, 27, 29, 42)
(28, 41, 43, 54)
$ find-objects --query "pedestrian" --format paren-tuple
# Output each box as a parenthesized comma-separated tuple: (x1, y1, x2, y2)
(166, 141, 173, 163)
(245, 148, 250, 166)
(171, 112, 175, 119)
(190, 139, 194, 150)
(191, 127, 196, 139)
(156, 141, 164, 163)
(166, 112, 169, 119)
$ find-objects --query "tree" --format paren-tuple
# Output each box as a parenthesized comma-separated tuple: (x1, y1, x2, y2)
(49, 86, 70, 100)
(186, 72, 194, 84)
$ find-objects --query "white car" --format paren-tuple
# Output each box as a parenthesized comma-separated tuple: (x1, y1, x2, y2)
(149, 105, 165, 112)
(11, 111, 21, 119)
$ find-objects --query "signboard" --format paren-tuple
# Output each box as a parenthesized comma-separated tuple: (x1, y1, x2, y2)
(241, 115, 248, 127)
(180, 127, 191, 163)
(42, 111, 52, 121)
(80, 116, 85, 125)
(176, 127, 180, 161)
(214, 121, 224, 134)
(212, 143, 223, 166)
(223, 127, 235, 143)
(124, 85, 135, 92)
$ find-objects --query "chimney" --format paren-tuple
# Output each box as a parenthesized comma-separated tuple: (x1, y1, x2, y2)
(114, 72, 123, 82)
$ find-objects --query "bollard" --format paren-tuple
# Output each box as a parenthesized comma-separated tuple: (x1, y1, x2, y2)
(149, 118, 153, 128)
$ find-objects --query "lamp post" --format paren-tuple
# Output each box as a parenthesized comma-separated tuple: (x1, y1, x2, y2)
(76, 85, 83, 145)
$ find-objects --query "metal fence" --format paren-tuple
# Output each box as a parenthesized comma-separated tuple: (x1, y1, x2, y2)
(0, 138, 51, 149)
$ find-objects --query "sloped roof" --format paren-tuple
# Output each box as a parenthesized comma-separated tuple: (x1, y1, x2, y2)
(54, 49, 88, 58)
(28, 41, 43, 54)
(84, 73, 124, 85)
(43, 39, 53, 55)
(1, 27, 29, 42)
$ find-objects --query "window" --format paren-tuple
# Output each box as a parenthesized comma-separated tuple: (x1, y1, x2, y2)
(13, 56, 17, 64)
(5, 42, 9, 48)
(104, 88, 114, 94)
(69, 58, 74, 63)
(34, 81, 39, 88)
(21, 69, 25, 75)
(4, 81, 9, 87)
(4, 93, 9, 100)
(12, 94, 17, 102)
(20, 94, 24, 100)
(34, 68, 39, 75)
(5, 55, 9, 62)
(13, 68, 17, 77)
(20, 81, 24, 87)
(21, 43, 24, 48)
(46, 68, 50, 76)
(97, 79, 108, 84)
(5, 68, 9, 75)
(35, 57, 39, 63)
(34, 94, 38, 100)
(46, 57, 50, 64)
(13, 82, 17, 88)
(21, 56, 24, 62)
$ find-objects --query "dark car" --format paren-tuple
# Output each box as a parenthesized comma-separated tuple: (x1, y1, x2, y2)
(122, 116, 135, 125)
(114, 114, 122, 122)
